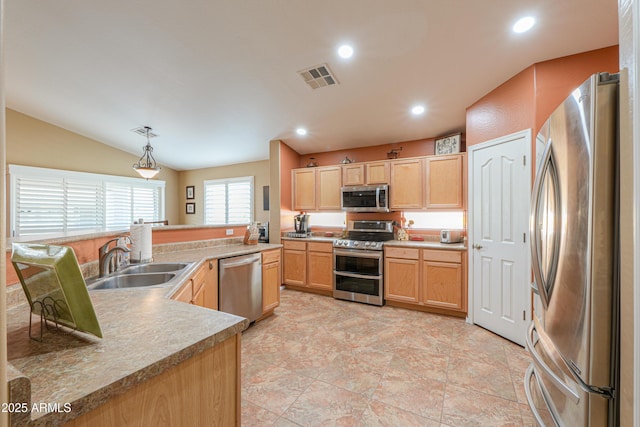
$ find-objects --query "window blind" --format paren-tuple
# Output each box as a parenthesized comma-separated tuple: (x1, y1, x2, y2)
(204, 176, 253, 225)
(10, 165, 165, 237)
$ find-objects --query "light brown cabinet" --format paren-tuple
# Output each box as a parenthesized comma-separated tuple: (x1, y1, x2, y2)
(262, 249, 281, 313)
(384, 247, 420, 303)
(342, 163, 365, 186)
(384, 246, 466, 315)
(317, 166, 342, 210)
(390, 158, 424, 209)
(282, 240, 333, 294)
(342, 161, 389, 186)
(307, 242, 333, 291)
(292, 166, 341, 211)
(425, 154, 464, 209)
(292, 168, 316, 211)
(283, 240, 307, 286)
(366, 161, 390, 184)
(173, 260, 218, 310)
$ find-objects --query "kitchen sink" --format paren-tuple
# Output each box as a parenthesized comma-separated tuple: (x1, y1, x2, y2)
(87, 272, 177, 290)
(118, 262, 191, 275)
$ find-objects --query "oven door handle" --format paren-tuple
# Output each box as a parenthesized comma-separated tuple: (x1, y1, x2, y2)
(333, 249, 382, 259)
(334, 271, 381, 280)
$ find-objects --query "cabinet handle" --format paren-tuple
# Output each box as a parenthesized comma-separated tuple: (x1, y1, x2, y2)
(209, 261, 214, 270)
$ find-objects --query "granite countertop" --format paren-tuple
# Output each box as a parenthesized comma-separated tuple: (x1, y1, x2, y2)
(6, 241, 281, 426)
(281, 236, 336, 243)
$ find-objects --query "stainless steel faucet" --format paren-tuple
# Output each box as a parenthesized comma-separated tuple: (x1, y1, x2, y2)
(98, 236, 131, 277)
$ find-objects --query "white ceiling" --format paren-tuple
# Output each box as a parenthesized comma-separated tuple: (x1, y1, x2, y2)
(5, 0, 618, 171)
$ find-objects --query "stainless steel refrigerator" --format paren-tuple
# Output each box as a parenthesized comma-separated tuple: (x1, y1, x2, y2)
(525, 72, 619, 426)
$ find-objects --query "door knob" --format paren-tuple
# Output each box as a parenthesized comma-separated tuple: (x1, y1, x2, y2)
(473, 244, 483, 249)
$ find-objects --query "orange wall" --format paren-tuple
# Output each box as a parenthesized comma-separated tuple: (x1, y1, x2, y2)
(466, 46, 619, 147)
(279, 141, 300, 230)
(533, 46, 619, 133)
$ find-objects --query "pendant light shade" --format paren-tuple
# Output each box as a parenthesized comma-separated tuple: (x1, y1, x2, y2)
(133, 126, 161, 179)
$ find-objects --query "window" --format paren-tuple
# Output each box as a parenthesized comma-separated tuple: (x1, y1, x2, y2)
(204, 176, 253, 225)
(10, 165, 165, 237)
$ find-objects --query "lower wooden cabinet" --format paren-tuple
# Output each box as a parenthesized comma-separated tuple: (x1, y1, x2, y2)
(283, 240, 307, 286)
(307, 242, 333, 291)
(282, 240, 333, 294)
(172, 260, 217, 310)
(262, 249, 281, 313)
(385, 246, 466, 315)
(384, 248, 420, 303)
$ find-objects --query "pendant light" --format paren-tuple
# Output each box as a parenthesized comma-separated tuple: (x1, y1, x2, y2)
(133, 126, 161, 179)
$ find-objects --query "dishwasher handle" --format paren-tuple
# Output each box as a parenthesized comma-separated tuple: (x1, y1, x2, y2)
(221, 256, 261, 269)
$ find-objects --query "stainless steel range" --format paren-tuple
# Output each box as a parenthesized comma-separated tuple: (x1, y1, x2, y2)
(333, 220, 394, 306)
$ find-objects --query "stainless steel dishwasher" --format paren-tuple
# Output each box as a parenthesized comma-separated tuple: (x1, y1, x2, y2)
(218, 252, 262, 322)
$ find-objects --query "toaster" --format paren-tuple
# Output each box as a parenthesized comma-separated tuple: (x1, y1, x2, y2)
(440, 229, 464, 244)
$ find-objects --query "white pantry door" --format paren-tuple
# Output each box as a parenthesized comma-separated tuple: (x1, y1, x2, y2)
(469, 130, 531, 346)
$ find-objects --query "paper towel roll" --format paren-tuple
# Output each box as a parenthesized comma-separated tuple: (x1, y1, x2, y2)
(130, 224, 153, 263)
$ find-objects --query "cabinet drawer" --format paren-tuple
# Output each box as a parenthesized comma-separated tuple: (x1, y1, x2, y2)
(307, 242, 333, 253)
(385, 247, 419, 260)
(262, 249, 281, 264)
(423, 249, 462, 263)
(283, 240, 306, 251)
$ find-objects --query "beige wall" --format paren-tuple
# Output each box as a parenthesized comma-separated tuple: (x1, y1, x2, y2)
(177, 159, 270, 226)
(5, 109, 180, 230)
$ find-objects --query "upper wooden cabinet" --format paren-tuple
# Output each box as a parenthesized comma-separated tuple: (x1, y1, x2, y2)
(342, 164, 365, 186)
(293, 166, 341, 211)
(342, 161, 389, 186)
(390, 158, 424, 209)
(316, 166, 342, 210)
(366, 161, 390, 184)
(292, 154, 464, 212)
(292, 169, 316, 211)
(425, 154, 464, 209)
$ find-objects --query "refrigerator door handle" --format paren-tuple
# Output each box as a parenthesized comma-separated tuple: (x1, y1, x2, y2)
(566, 363, 615, 399)
(530, 140, 561, 309)
(524, 364, 562, 427)
(526, 322, 580, 403)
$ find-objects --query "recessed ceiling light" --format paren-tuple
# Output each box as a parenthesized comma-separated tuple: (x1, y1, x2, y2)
(296, 128, 307, 136)
(513, 16, 535, 33)
(337, 44, 354, 59)
(411, 105, 425, 115)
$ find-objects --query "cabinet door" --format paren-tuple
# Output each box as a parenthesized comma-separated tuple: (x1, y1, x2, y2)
(422, 260, 463, 311)
(307, 250, 333, 291)
(172, 281, 193, 304)
(390, 159, 424, 209)
(366, 161, 390, 184)
(262, 261, 280, 312)
(293, 169, 316, 211)
(283, 249, 306, 286)
(384, 257, 419, 303)
(316, 166, 342, 210)
(425, 154, 463, 209)
(203, 260, 218, 310)
(342, 164, 365, 186)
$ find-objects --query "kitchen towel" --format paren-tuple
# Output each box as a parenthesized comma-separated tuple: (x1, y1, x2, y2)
(130, 223, 153, 263)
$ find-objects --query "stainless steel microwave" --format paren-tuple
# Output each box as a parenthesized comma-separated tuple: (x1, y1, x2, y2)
(340, 185, 390, 212)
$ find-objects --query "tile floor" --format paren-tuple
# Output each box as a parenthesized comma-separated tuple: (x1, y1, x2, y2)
(241, 288, 537, 426)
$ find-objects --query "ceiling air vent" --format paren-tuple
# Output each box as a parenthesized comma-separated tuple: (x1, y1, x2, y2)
(131, 127, 158, 138)
(298, 63, 339, 89)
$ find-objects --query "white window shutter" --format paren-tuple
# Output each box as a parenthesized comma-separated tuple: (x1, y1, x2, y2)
(204, 177, 253, 225)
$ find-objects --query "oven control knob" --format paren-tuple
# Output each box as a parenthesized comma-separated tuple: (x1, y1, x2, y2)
(353, 241, 359, 246)
(364, 241, 370, 247)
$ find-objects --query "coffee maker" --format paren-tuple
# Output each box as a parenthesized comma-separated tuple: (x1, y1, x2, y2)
(294, 214, 310, 234)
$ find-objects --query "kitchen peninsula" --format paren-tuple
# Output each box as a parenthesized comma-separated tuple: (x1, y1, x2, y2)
(5, 231, 282, 426)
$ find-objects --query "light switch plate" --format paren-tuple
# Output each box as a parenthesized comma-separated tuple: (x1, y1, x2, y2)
(226, 229, 233, 235)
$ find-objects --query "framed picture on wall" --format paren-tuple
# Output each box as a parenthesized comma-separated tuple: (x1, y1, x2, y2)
(435, 133, 461, 155)
(186, 185, 195, 200)
(186, 203, 195, 214)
